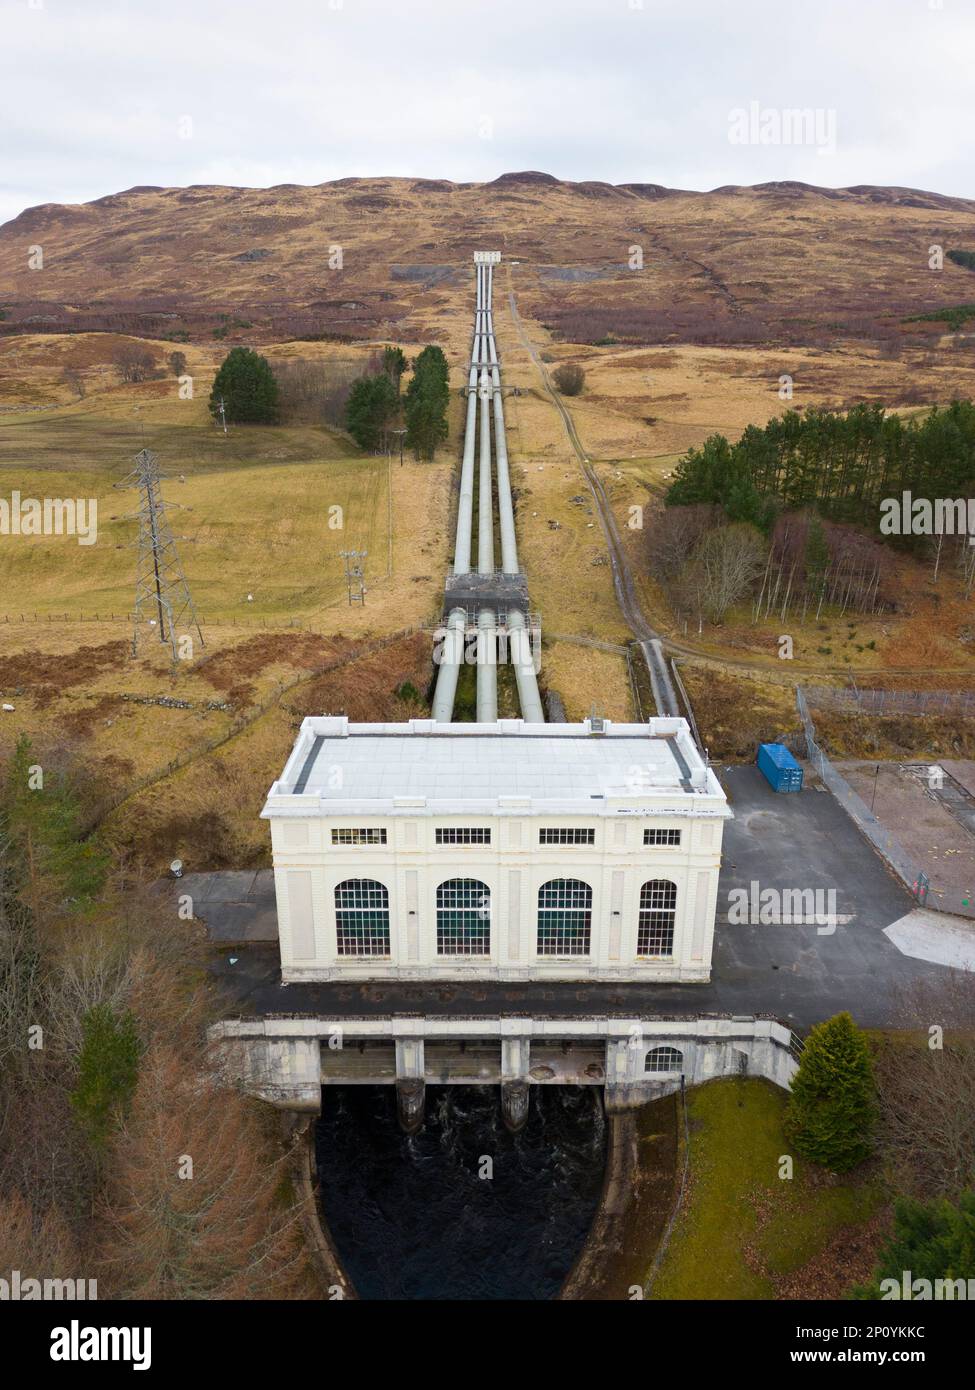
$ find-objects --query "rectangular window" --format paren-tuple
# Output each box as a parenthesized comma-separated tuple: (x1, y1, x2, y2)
(539, 828, 595, 846)
(331, 828, 387, 846)
(644, 828, 682, 847)
(435, 828, 491, 845)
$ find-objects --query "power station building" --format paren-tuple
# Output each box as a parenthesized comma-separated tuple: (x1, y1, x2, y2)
(262, 715, 730, 985)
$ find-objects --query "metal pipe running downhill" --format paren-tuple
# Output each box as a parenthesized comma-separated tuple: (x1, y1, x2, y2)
(432, 265, 483, 721)
(434, 254, 544, 724)
(475, 347, 498, 719)
(484, 265, 545, 723)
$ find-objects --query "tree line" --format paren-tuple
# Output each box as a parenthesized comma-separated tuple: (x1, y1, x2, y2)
(205, 341, 451, 459)
(665, 401, 975, 539)
(0, 735, 318, 1298)
(647, 400, 975, 624)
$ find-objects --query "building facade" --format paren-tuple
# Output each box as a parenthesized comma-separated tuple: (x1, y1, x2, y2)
(262, 716, 731, 984)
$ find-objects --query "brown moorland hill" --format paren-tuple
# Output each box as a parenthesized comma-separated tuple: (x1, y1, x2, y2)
(2, 173, 975, 347)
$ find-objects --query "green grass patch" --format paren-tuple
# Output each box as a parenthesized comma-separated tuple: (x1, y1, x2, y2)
(0, 412, 385, 617)
(652, 1078, 884, 1300)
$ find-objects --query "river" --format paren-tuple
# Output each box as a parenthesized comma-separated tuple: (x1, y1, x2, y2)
(315, 1084, 606, 1299)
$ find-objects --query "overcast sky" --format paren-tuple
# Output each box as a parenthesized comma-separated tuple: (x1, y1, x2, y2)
(2, 0, 973, 226)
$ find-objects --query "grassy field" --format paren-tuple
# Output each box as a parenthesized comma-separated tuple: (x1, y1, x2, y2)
(0, 360, 453, 863)
(652, 1078, 887, 1300)
(1, 404, 394, 618)
(493, 269, 975, 721)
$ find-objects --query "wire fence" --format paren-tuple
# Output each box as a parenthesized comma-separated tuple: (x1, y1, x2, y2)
(804, 685, 975, 717)
(0, 611, 311, 630)
(796, 687, 931, 907)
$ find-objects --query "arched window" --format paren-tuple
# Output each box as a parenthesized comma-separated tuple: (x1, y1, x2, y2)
(437, 878, 490, 956)
(638, 879, 677, 957)
(334, 879, 390, 956)
(537, 878, 592, 956)
(645, 1046, 683, 1074)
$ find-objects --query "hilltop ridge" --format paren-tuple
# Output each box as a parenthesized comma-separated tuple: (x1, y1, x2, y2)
(2, 173, 974, 347)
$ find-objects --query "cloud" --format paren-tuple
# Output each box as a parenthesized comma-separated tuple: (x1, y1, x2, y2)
(1, 0, 972, 227)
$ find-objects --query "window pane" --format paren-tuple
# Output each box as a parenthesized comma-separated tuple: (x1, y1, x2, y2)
(436, 878, 490, 955)
(335, 878, 390, 956)
(537, 878, 592, 956)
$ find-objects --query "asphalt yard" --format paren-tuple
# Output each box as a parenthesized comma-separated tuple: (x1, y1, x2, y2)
(199, 766, 973, 1030)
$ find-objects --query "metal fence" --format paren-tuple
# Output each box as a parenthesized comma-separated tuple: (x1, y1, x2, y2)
(0, 611, 309, 629)
(796, 688, 931, 907)
(804, 685, 975, 717)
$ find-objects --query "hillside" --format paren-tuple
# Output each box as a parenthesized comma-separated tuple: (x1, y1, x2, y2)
(2, 173, 975, 348)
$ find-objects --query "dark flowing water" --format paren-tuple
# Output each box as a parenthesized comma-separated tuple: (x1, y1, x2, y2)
(315, 1085, 606, 1300)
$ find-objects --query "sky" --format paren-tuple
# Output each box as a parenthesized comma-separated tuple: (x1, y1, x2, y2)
(2, 0, 973, 227)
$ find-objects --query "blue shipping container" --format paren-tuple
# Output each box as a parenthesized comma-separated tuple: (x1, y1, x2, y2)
(757, 742, 803, 793)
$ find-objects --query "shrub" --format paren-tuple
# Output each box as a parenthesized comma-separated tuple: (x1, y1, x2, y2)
(553, 362, 585, 396)
(71, 1005, 142, 1152)
(854, 1190, 975, 1298)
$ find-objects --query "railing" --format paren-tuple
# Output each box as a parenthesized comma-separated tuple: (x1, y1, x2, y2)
(803, 684, 975, 717)
(796, 687, 932, 907)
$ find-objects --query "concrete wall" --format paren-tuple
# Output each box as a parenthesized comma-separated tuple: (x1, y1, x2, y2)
(209, 1016, 799, 1115)
(270, 811, 726, 984)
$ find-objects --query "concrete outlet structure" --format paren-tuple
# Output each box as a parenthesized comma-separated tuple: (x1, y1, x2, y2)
(263, 715, 730, 984)
(210, 1016, 799, 1129)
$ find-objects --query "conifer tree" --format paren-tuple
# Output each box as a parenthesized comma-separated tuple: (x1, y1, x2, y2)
(209, 347, 280, 424)
(854, 1190, 975, 1298)
(785, 1011, 875, 1172)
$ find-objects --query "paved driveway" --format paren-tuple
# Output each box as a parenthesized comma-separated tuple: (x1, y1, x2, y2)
(202, 767, 972, 1030)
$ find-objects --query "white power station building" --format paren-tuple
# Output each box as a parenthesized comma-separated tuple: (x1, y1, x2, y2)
(262, 716, 730, 985)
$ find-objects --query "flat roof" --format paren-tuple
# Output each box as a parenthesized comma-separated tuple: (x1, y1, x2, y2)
(263, 717, 730, 818)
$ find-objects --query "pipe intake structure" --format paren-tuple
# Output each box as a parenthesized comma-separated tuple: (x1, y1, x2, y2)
(431, 254, 544, 724)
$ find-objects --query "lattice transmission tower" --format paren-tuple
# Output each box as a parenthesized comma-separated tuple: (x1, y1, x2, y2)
(340, 548, 367, 605)
(118, 448, 204, 662)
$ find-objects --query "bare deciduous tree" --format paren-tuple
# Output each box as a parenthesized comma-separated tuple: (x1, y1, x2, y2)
(644, 503, 719, 583)
(113, 343, 159, 384)
(61, 367, 86, 399)
(680, 522, 767, 624)
(874, 975, 975, 1202)
(97, 1046, 319, 1300)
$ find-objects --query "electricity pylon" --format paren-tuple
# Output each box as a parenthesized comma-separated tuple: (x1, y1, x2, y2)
(340, 549, 367, 605)
(117, 448, 204, 662)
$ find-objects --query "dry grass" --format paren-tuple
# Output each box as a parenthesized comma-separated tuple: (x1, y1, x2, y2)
(541, 640, 633, 722)
(4, 175, 975, 351)
(678, 664, 800, 760)
(100, 632, 433, 870)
